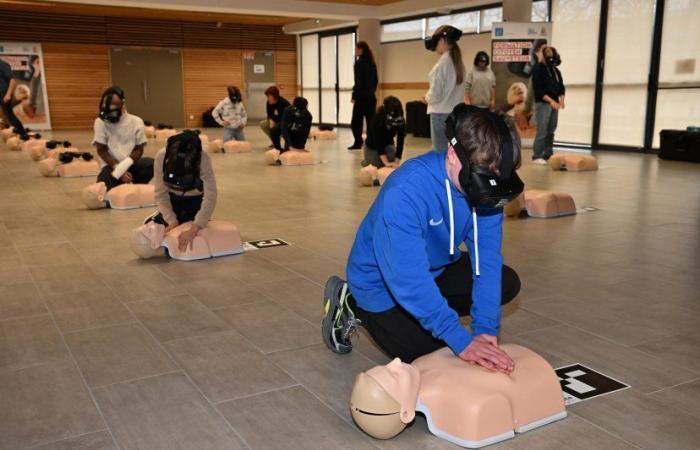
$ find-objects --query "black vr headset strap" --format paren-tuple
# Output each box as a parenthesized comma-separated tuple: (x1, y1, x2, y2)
(99, 87, 124, 119)
(491, 114, 514, 180)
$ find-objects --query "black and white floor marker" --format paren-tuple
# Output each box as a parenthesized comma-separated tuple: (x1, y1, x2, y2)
(243, 239, 290, 251)
(555, 364, 629, 405)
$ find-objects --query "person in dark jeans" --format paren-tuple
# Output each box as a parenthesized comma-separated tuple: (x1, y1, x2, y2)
(259, 86, 290, 151)
(348, 41, 378, 150)
(93, 86, 153, 190)
(0, 57, 28, 137)
(362, 96, 405, 169)
(323, 107, 523, 373)
(531, 46, 565, 164)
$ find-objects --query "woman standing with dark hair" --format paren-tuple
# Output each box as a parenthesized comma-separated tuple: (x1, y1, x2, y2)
(424, 25, 466, 152)
(348, 41, 379, 150)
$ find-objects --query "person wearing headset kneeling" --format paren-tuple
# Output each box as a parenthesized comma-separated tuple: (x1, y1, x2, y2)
(93, 86, 153, 191)
(322, 104, 523, 373)
(362, 96, 406, 170)
(147, 130, 217, 252)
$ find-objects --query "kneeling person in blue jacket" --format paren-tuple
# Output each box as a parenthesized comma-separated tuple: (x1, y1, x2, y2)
(323, 104, 522, 374)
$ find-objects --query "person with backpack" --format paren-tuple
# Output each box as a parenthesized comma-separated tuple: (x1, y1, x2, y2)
(149, 130, 217, 252)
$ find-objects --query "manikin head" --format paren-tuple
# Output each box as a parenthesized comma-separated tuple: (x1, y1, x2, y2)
(507, 82, 528, 107)
(130, 222, 165, 259)
(81, 182, 108, 209)
(350, 358, 420, 439)
(265, 85, 280, 105)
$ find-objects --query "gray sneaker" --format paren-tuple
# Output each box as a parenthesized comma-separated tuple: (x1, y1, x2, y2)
(322, 276, 361, 354)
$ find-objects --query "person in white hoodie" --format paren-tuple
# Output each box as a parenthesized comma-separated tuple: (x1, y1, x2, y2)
(423, 25, 466, 152)
(212, 86, 247, 142)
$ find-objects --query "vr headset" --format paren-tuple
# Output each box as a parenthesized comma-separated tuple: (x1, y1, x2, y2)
(445, 104, 524, 209)
(46, 140, 72, 150)
(285, 97, 313, 148)
(98, 86, 125, 123)
(227, 86, 242, 104)
(163, 130, 203, 192)
(474, 51, 490, 66)
(58, 151, 94, 164)
(382, 96, 405, 130)
(545, 47, 562, 67)
(424, 25, 463, 51)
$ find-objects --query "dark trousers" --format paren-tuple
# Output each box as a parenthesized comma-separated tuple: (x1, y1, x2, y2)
(1, 100, 27, 136)
(351, 254, 521, 363)
(533, 102, 558, 160)
(350, 96, 376, 146)
(97, 157, 154, 191)
(150, 193, 203, 226)
(270, 123, 288, 151)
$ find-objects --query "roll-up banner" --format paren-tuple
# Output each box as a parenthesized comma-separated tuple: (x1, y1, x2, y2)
(491, 22, 552, 146)
(0, 42, 51, 130)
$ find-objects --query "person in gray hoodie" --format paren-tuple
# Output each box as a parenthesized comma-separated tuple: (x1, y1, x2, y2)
(212, 86, 247, 142)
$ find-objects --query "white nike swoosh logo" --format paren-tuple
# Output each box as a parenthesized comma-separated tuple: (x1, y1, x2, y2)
(429, 218, 443, 226)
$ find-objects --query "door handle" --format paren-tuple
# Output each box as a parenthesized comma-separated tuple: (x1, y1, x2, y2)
(143, 79, 148, 103)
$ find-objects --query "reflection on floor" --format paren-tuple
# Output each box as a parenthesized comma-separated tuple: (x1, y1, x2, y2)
(1, 127, 698, 450)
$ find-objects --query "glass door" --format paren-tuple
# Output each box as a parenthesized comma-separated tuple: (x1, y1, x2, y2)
(320, 36, 337, 124)
(338, 33, 356, 125)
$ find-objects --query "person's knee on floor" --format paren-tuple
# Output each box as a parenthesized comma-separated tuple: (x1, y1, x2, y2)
(263, 85, 290, 150)
(93, 86, 152, 190)
(325, 104, 523, 376)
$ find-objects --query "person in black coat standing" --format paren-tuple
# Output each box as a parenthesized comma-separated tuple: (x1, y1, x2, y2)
(531, 46, 565, 164)
(348, 41, 379, 150)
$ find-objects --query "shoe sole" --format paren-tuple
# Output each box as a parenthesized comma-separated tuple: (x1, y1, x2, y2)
(321, 276, 352, 354)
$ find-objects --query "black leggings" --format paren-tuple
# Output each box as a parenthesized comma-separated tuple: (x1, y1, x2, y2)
(1, 100, 27, 136)
(351, 254, 520, 363)
(350, 96, 376, 146)
(97, 157, 154, 191)
(150, 193, 203, 226)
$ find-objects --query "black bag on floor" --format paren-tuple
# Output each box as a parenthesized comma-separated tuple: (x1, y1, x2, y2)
(659, 130, 700, 162)
(406, 101, 431, 138)
(202, 107, 221, 128)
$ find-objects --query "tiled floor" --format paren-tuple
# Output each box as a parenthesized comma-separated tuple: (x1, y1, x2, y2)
(1, 126, 698, 450)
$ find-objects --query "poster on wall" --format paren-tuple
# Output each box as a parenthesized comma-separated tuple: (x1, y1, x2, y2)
(491, 22, 552, 145)
(0, 42, 51, 130)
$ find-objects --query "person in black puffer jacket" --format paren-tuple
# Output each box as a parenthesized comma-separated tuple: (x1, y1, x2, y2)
(362, 96, 406, 169)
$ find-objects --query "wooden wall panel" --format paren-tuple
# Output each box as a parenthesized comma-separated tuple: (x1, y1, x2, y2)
(275, 51, 299, 101)
(42, 43, 110, 129)
(182, 48, 243, 128)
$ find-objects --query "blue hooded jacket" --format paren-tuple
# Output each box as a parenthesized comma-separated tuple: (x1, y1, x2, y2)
(347, 150, 504, 355)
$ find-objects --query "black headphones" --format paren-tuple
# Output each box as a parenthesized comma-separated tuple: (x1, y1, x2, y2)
(474, 51, 490, 66)
(445, 104, 524, 209)
(98, 86, 125, 123)
(425, 25, 463, 51)
(382, 96, 405, 130)
(227, 86, 242, 103)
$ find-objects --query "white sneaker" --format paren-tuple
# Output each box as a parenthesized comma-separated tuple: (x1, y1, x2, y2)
(532, 158, 548, 165)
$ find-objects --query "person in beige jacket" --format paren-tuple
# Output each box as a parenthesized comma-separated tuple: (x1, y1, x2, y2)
(147, 130, 217, 252)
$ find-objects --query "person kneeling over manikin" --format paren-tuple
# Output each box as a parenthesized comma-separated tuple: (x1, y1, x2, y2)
(265, 96, 312, 165)
(363, 96, 406, 170)
(146, 130, 217, 252)
(93, 86, 154, 190)
(323, 104, 524, 376)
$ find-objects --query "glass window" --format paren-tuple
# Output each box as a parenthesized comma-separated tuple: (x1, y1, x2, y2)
(300, 34, 319, 122)
(427, 11, 479, 36)
(653, 0, 700, 147)
(531, 0, 550, 22)
(480, 7, 503, 33)
(337, 33, 355, 125)
(551, 0, 601, 144)
(380, 19, 425, 43)
(599, 0, 655, 146)
(320, 36, 337, 124)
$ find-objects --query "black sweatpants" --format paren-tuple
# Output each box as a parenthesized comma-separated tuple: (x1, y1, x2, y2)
(97, 157, 154, 191)
(351, 253, 521, 363)
(270, 122, 288, 151)
(1, 100, 27, 136)
(149, 193, 203, 226)
(350, 96, 376, 146)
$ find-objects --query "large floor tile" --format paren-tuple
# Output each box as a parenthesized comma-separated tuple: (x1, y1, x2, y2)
(44, 289, 134, 333)
(633, 334, 700, 373)
(164, 331, 296, 403)
(181, 275, 267, 309)
(94, 372, 245, 450)
(270, 344, 378, 421)
(217, 385, 376, 450)
(0, 282, 47, 321)
(251, 276, 324, 322)
(94, 265, 182, 303)
(64, 323, 177, 387)
(571, 388, 700, 450)
(17, 242, 84, 267)
(0, 361, 104, 450)
(128, 294, 230, 342)
(216, 300, 318, 353)
(0, 315, 69, 373)
(514, 325, 697, 393)
(31, 431, 117, 450)
(29, 263, 105, 295)
(650, 379, 700, 419)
